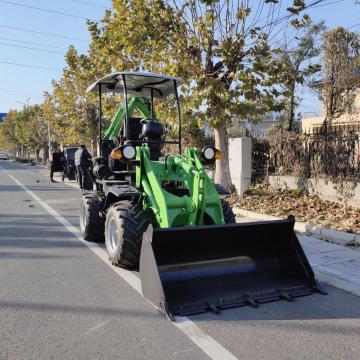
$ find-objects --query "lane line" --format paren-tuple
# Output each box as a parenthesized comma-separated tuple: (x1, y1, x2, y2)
(0, 165, 238, 360)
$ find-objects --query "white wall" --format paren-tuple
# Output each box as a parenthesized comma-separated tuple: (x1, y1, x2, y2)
(228, 138, 252, 196)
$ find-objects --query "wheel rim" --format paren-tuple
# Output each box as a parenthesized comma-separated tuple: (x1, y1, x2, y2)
(107, 217, 118, 253)
(80, 201, 87, 233)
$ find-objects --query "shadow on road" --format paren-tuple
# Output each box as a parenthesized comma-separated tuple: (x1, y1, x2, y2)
(0, 251, 76, 260)
(0, 184, 75, 192)
(0, 300, 159, 319)
(1, 214, 78, 223)
(0, 214, 85, 249)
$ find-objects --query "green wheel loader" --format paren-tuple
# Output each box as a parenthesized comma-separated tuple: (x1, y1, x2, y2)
(80, 72, 326, 320)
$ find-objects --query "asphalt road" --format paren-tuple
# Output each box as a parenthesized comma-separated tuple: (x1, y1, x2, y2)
(1, 160, 360, 360)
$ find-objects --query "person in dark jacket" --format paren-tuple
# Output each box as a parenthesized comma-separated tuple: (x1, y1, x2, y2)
(75, 145, 93, 190)
(49, 148, 64, 183)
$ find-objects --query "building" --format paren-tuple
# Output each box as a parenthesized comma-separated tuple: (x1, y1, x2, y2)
(231, 112, 281, 137)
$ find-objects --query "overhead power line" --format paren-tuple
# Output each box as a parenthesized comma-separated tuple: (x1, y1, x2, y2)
(311, 0, 345, 8)
(0, 0, 94, 21)
(0, 25, 87, 43)
(0, 61, 61, 71)
(348, 22, 360, 30)
(71, 0, 108, 9)
(0, 36, 66, 50)
(0, 41, 64, 54)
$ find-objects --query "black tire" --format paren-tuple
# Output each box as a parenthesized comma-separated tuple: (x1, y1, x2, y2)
(80, 193, 105, 243)
(214, 183, 236, 223)
(221, 199, 236, 223)
(105, 200, 150, 269)
(214, 183, 231, 196)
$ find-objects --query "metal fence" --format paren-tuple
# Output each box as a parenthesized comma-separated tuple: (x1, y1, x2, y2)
(252, 125, 360, 181)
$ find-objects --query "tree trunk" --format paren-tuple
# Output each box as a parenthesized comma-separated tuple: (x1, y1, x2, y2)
(287, 83, 296, 131)
(91, 140, 98, 156)
(214, 121, 233, 191)
(43, 144, 49, 165)
(35, 149, 40, 163)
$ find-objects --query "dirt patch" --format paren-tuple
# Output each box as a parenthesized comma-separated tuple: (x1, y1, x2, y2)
(230, 184, 360, 235)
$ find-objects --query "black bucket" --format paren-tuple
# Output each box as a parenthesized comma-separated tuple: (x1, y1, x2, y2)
(140, 217, 326, 319)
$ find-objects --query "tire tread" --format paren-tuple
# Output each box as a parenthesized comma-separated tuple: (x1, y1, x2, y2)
(106, 200, 150, 268)
(81, 193, 105, 243)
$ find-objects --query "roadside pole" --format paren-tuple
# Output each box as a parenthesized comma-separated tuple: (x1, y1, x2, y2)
(48, 123, 51, 160)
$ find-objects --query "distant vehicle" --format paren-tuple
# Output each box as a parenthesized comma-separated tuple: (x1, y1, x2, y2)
(62, 147, 78, 182)
(0, 151, 8, 160)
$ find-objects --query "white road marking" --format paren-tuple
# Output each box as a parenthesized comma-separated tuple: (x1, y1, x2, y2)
(88, 320, 111, 333)
(174, 317, 238, 360)
(0, 165, 239, 360)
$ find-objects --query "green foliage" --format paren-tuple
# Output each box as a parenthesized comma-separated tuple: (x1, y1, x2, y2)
(0, 105, 47, 153)
(0, 0, 316, 188)
(277, 21, 325, 130)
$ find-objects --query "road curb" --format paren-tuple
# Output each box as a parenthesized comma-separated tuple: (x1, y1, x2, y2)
(233, 207, 360, 247)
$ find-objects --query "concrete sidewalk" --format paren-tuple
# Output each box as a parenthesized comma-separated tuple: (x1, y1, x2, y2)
(299, 235, 360, 297)
(237, 215, 360, 297)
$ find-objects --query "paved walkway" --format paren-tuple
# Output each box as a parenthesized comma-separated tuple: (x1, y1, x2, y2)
(237, 216, 360, 297)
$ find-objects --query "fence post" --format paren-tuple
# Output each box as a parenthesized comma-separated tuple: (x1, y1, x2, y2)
(228, 137, 252, 196)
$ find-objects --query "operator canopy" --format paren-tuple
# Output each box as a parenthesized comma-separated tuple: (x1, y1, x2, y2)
(87, 72, 183, 99)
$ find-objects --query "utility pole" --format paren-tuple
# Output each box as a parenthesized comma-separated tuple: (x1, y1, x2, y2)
(48, 123, 51, 159)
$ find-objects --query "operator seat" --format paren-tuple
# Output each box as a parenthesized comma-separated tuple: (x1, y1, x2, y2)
(107, 117, 143, 173)
(127, 117, 143, 143)
(141, 120, 165, 160)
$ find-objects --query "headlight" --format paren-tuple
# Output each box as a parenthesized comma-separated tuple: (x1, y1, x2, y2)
(122, 145, 136, 160)
(111, 145, 136, 161)
(203, 146, 215, 160)
(201, 146, 222, 162)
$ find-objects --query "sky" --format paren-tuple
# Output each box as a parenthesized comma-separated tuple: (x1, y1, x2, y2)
(0, 0, 359, 116)
(0, 0, 111, 111)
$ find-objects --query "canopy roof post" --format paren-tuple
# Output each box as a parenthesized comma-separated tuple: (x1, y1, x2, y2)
(151, 88, 154, 119)
(122, 74, 130, 140)
(173, 80, 181, 155)
(98, 84, 102, 156)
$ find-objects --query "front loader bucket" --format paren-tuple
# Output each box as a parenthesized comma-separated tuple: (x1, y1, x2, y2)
(140, 217, 326, 319)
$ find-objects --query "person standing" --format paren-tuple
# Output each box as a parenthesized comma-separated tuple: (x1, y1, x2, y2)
(49, 147, 63, 183)
(75, 145, 93, 190)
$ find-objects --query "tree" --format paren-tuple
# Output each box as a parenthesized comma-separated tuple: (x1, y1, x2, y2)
(0, 105, 48, 162)
(0, 111, 19, 153)
(320, 27, 360, 128)
(87, 0, 315, 190)
(278, 20, 325, 131)
(44, 47, 98, 151)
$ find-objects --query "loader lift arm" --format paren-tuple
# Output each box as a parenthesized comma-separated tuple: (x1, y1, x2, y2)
(136, 146, 224, 228)
(103, 96, 152, 140)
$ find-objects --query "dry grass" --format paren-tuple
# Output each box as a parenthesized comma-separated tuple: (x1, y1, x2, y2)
(231, 184, 360, 235)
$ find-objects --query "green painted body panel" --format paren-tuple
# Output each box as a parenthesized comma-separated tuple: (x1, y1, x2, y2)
(136, 146, 224, 228)
(103, 95, 224, 228)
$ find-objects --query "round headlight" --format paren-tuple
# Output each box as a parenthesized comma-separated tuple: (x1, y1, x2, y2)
(203, 146, 215, 160)
(122, 145, 136, 160)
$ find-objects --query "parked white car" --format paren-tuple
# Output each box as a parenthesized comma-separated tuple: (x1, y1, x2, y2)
(0, 151, 9, 160)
